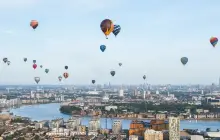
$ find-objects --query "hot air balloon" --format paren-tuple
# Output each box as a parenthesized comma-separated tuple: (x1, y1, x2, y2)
(40, 65, 43, 68)
(92, 80, 96, 84)
(143, 75, 146, 80)
(113, 25, 121, 37)
(58, 76, 62, 81)
(100, 45, 106, 52)
(210, 37, 218, 47)
(180, 57, 188, 65)
(119, 63, 122, 66)
(24, 58, 27, 62)
(3, 58, 7, 63)
(30, 20, 38, 30)
(7, 61, 10, 65)
(33, 64, 37, 69)
(65, 66, 68, 70)
(100, 19, 114, 39)
(110, 71, 115, 77)
(34, 77, 40, 84)
(45, 69, 49, 73)
(33, 60, 36, 64)
(63, 72, 69, 79)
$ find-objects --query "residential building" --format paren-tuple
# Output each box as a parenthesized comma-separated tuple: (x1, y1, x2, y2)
(144, 129, 163, 140)
(112, 120, 122, 134)
(169, 117, 180, 140)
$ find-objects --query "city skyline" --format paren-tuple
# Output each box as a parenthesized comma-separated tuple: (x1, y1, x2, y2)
(0, 0, 220, 85)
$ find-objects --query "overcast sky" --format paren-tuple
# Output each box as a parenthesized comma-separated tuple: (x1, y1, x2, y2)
(0, 0, 220, 85)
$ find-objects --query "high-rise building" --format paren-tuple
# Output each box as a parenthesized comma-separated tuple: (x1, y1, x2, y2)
(119, 89, 124, 97)
(144, 129, 163, 140)
(112, 120, 122, 134)
(88, 119, 100, 131)
(133, 89, 138, 96)
(66, 117, 81, 130)
(60, 95, 64, 102)
(169, 117, 180, 140)
(143, 91, 146, 99)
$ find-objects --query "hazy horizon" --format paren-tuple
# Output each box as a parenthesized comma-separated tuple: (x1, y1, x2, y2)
(0, 0, 220, 85)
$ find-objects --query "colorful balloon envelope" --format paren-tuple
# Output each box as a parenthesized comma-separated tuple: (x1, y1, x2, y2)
(33, 64, 37, 69)
(92, 80, 96, 84)
(210, 37, 218, 47)
(100, 19, 114, 39)
(33, 60, 36, 64)
(64, 66, 68, 70)
(143, 75, 146, 80)
(30, 20, 38, 30)
(63, 72, 69, 79)
(119, 63, 122, 66)
(40, 65, 43, 68)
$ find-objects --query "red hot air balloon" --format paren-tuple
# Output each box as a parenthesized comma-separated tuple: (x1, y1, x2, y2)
(30, 20, 38, 30)
(63, 72, 69, 79)
(33, 64, 37, 69)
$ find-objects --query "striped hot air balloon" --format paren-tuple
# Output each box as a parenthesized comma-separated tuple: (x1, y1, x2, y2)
(112, 25, 121, 37)
(210, 37, 218, 47)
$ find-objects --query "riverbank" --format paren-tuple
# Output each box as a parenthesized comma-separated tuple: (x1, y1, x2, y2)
(109, 117, 220, 121)
(8, 103, 220, 130)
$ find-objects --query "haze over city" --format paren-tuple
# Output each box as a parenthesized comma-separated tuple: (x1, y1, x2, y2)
(0, 0, 220, 85)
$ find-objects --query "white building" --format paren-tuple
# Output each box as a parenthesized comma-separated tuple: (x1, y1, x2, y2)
(191, 135, 204, 140)
(143, 91, 146, 99)
(169, 117, 180, 140)
(129, 135, 138, 140)
(119, 89, 124, 97)
(102, 95, 109, 102)
(66, 118, 81, 130)
(144, 129, 163, 140)
(60, 95, 64, 102)
(46, 128, 70, 136)
(105, 106, 118, 111)
(49, 118, 64, 128)
(89, 119, 100, 131)
(35, 120, 48, 129)
(112, 120, 122, 134)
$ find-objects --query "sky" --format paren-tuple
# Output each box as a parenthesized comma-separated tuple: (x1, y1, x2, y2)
(0, 0, 220, 85)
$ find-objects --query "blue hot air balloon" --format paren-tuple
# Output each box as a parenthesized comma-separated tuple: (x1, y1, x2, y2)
(113, 25, 121, 37)
(100, 45, 106, 52)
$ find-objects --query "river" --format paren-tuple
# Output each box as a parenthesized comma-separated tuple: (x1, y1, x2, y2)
(9, 103, 220, 130)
